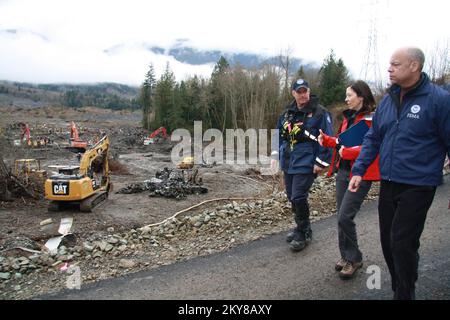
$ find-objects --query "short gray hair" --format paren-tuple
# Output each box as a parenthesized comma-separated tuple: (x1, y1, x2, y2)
(406, 47, 425, 71)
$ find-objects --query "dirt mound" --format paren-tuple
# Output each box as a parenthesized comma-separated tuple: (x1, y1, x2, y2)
(109, 159, 130, 175)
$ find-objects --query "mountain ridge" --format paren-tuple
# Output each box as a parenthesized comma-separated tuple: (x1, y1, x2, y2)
(104, 38, 311, 71)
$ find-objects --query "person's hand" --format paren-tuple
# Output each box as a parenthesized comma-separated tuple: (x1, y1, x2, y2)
(318, 129, 325, 146)
(313, 165, 323, 175)
(348, 175, 362, 192)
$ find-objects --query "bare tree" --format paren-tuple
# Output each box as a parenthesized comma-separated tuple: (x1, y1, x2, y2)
(221, 64, 282, 131)
(426, 40, 450, 85)
(278, 47, 294, 97)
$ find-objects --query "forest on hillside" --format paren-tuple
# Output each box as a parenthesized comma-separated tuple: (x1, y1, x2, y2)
(140, 50, 352, 133)
(0, 81, 140, 110)
(139, 44, 449, 133)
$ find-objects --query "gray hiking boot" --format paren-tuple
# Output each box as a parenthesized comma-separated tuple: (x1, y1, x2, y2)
(289, 232, 306, 252)
(286, 229, 299, 243)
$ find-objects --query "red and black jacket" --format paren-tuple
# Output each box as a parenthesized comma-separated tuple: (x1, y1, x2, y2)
(322, 109, 380, 181)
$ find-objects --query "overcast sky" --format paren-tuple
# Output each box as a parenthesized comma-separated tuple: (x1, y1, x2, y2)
(0, 0, 448, 86)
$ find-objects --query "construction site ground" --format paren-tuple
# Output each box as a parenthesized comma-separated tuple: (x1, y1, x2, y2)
(0, 106, 276, 238)
(0, 106, 381, 299)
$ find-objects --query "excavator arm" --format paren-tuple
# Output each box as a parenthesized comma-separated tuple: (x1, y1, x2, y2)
(149, 127, 168, 139)
(20, 123, 30, 143)
(79, 135, 109, 176)
(69, 121, 87, 151)
(70, 121, 80, 141)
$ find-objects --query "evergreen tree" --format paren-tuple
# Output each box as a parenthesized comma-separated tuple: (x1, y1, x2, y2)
(186, 76, 203, 122)
(212, 56, 230, 77)
(318, 50, 349, 107)
(209, 56, 230, 131)
(140, 64, 156, 129)
(153, 62, 176, 130)
(172, 81, 189, 129)
(295, 65, 306, 79)
(170, 81, 189, 130)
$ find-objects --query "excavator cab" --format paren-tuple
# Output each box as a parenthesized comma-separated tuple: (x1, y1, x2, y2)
(51, 165, 81, 177)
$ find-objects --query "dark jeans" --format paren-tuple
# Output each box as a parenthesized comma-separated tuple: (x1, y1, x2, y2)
(378, 180, 437, 300)
(336, 169, 372, 263)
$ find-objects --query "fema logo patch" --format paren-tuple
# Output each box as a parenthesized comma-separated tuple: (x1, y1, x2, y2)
(297, 79, 305, 85)
(411, 105, 421, 114)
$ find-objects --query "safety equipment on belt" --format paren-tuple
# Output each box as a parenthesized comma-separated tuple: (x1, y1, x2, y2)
(282, 119, 318, 150)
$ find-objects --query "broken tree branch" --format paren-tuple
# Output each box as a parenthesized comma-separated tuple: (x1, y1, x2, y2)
(10, 173, 39, 199)
(139, 197, 262, 230)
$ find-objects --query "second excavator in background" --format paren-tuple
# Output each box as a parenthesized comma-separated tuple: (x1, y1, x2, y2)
(143, 127, 169, 145)
(69, 121, 88, 152)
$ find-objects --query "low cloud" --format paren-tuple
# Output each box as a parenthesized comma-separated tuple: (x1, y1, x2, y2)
(0, 29, 214, 85)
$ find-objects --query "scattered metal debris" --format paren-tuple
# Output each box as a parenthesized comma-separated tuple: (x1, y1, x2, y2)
(44, 217, 74, 254)
(39, 218, 53, 226)
(1, 236, 41, 253)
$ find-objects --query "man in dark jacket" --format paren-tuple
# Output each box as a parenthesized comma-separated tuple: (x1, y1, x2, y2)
(272, 79, 333, 251)
(349, 47, 450, 299)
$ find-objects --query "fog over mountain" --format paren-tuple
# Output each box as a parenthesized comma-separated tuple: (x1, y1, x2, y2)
(0, 29, 312, 85)
(104, 38, 307, 69)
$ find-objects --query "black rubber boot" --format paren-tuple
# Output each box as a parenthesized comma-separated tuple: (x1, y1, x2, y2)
(286, 203, 299, 243)
(289, 200, 311, 252)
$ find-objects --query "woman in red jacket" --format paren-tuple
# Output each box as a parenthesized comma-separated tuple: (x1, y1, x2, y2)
(318, 80, 380, 279)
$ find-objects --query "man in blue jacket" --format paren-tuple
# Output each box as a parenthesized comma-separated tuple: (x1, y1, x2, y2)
(273, 79, 333, 251)
(349, 47, 450, 299)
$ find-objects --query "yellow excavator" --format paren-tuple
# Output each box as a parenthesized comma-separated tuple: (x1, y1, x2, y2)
(44, 135, 111, 212)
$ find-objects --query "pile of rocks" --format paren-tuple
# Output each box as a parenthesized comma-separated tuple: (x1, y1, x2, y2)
(0, 183, 326, 283)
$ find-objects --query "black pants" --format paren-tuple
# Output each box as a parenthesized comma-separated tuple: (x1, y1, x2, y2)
(284, 172, 315, 204)
(378, 180, 436, 300)
(284, 173, 315, 234)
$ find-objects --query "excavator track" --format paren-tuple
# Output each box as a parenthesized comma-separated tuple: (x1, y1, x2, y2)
(79, 191, 108, 212)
